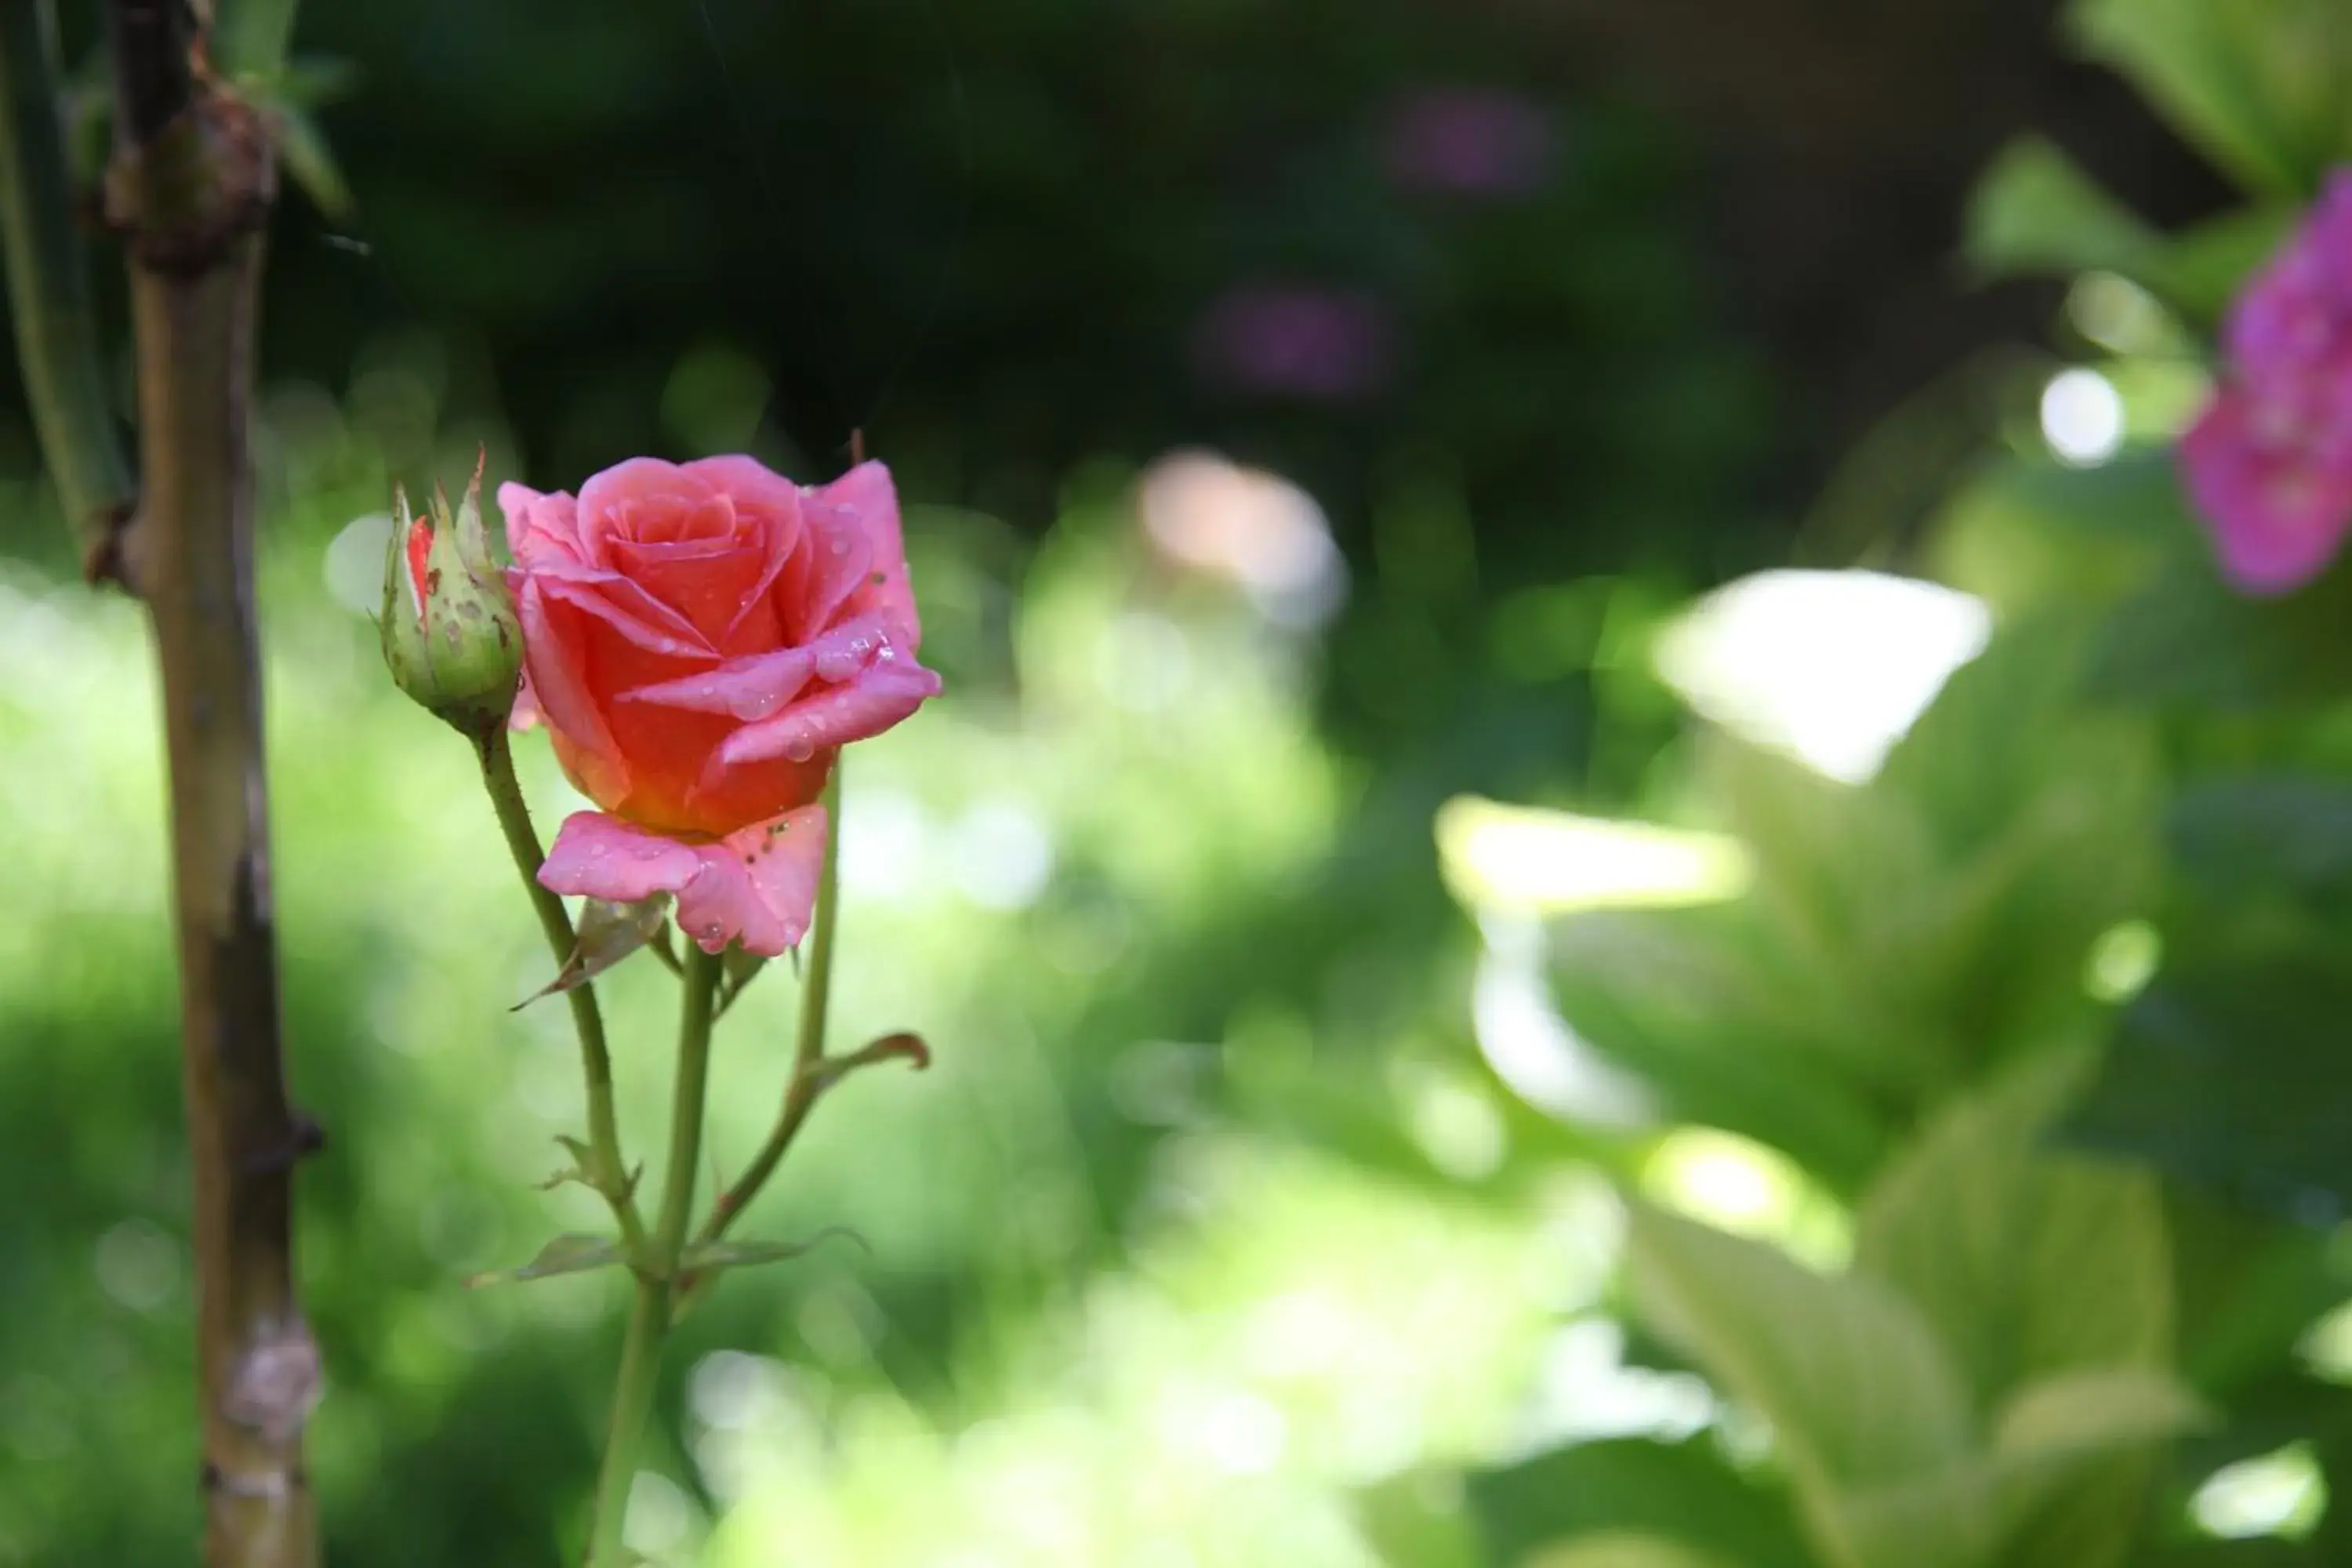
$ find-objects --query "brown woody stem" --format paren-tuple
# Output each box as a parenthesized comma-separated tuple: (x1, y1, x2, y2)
(105, 5, 319, 1564)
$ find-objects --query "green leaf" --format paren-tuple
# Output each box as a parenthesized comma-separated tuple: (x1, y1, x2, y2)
(271, 100, 354, 224)
(534, 1134, 597, 1192)
(2160, 203, 2302, 323)
(2066, 0, 2340, 197)
(1547, 906, 1889, 1191)
(717, 944, 768, 1014)
(466, 1232, 625, 1287)
(1991, 1367, 2208, 1463)
(1982, 1368, 2209, 1568)
(1960, 139, 2297, 325)
(2169, 777, 2352, 913)
(808, 1030, 934, 1091)
(1808, 1368, 2204, 1568)
(1465, 1436, 1811, 1568)
(1965, 138, 2167, 285)
(514, 895, 673, 1010)
(1626, 1205, 1974, 1495)
(2089, 548, 2352, 709)
(1527, 1534, 1741, 1568)
(677, 1229, 861, 1275)
(2163, 1193, 2341, 1399)
(2070, 933, 2352, 1216)
(1855, 1047, 2174, 1401)
(1353, 1472, 1486, 1568)
(1928, 450, 2194, 617)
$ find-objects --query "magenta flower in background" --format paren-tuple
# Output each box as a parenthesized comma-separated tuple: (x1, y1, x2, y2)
(1192, 284, 1396, 401)
(2180, 171, 2352, 593)
(1382, 87, 1555, 201)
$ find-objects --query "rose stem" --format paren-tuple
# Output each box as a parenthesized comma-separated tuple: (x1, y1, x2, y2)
(475, 722, 648, 1254)
(675, 766, 844, 1315)
(586, 941, 724, 1568)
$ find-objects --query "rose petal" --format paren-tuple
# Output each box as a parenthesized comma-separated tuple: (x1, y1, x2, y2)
(579, 459, 723, 552)
(683, 456, 804, 652)
(498, 482, 590, 569)
(2181, 388, 2352, 594)
(673, 805, 829, 956)
(539, 811, 705, 904)
(539, 807, 826, 957)
(619, 612, 897, 720)
(531, 561, 714, 658)
(608, 535, 771, 645)
(621, 646, 817, 721)
(509, 669, 545, 732)
(820, 462, 923, 652)
(518, 580, 630, 805)
(783, 490, 873, 644)
(684, 456, 806, 547)
(717, 655, 942, 767)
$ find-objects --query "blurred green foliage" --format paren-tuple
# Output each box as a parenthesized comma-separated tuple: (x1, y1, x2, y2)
(12, 0, 2352, 1565)
(1455, 3, 2352, 1566)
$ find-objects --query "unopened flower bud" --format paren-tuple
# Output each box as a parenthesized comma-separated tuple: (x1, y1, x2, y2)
(379, 450, 522, 734)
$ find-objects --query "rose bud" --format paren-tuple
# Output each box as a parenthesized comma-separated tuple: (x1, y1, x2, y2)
(379, 452, 524, 735)
(503, 457, 941, 956)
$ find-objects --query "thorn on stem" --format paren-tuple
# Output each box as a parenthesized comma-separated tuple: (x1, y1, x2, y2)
(240, 1111, 326, 1174)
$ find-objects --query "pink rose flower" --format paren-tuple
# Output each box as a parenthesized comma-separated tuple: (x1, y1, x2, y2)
(500, 456, 940, 955)
(2180, 171, 2352, 593)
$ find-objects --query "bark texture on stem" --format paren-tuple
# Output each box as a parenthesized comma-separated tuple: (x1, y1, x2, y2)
(138, 236, 321, 1568)
(106, 6, 319, 1561)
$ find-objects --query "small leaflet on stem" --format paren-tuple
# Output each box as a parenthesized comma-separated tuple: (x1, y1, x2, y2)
(805, 1030, 932, 1094)
(466, 1232, 626, 1288)
(513, 894, 673, 1010)
(679, 1225, 867, 1276)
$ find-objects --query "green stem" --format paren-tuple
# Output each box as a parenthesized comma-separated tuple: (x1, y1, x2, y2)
(656, 943, 723, 1258)
(0, 0, 136, 578)
(475, 723, 647, 1257)
(586, 1276, 667, 1568)
(586, 942, 723, 1568)
(693, 768, 844, 1255)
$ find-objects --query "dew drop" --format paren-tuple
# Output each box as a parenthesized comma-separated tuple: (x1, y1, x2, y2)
(783, 735, 815, 764)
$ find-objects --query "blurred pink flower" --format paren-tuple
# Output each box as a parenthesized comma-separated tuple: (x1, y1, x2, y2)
(1192, 284, 1395, 401)
(1383, 87, 1554, 201)
(2181, 172, 2352, 593)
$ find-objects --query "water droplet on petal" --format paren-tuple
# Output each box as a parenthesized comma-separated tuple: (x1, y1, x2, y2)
(784, 734, 815, 764)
